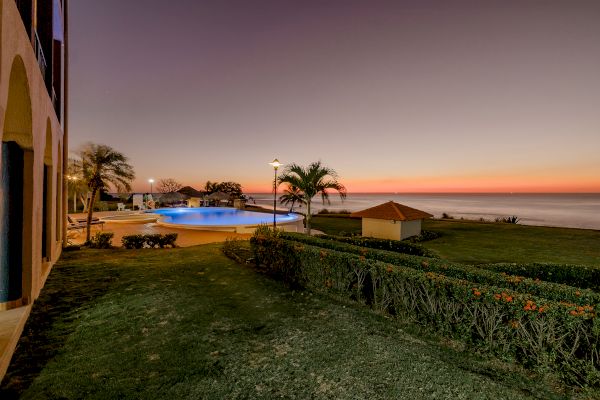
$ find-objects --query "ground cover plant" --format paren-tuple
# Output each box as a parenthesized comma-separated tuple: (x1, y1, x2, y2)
(0, 245, 568, 399)
(310, 216, 600, 266)
(250, 232, 600, 388)
(315, 234, 439, 258)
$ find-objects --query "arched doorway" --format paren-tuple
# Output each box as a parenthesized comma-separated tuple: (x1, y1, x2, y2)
(0, 56, 34, 309)
(42, 120, 53, 263)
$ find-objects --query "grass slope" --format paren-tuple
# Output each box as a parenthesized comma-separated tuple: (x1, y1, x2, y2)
(310, 216, 600, 266)
(0, 245, 565, 399)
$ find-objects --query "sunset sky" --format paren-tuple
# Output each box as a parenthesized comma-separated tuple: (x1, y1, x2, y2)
(69, 0, 600, 193)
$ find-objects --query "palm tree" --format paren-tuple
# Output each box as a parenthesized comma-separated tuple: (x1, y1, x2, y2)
(279, 185, 305, 212)
(78, 143, 135, 242)
(277, 161, 346, 234)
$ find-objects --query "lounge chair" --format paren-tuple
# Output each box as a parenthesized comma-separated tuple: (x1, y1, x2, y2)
(69, 216, 105, 230)
(117, 203, 130, 211)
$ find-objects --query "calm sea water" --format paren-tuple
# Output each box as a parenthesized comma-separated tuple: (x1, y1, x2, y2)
(248, 193, 600, 230)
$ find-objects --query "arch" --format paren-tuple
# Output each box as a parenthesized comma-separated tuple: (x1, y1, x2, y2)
(2, 56, 33, 148)
(42, 119, 54, 262)
(55, 140, 62, 241)
(1, 55, 34, 308)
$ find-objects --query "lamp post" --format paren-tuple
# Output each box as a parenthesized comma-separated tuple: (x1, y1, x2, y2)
(66, 175, 78, 212)
(268, 159, 282, 228)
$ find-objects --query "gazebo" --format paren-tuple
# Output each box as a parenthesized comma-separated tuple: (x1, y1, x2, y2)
(351, 201, 433, 240)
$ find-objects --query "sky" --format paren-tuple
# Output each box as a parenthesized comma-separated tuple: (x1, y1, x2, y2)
(69, 0, 600, 193)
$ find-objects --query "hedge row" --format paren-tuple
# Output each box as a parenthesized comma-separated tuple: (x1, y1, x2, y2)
(250, 234, 600, 386)
(480, 263, 600, 292)
(121, 233, 178, 249)
(315, 234, 439, 258)
(280, 233, 600, 306)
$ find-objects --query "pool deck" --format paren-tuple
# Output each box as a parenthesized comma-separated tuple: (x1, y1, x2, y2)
(68, 211, 252, 247)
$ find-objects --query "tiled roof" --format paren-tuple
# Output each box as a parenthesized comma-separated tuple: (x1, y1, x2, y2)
(350, 201, 433, 221)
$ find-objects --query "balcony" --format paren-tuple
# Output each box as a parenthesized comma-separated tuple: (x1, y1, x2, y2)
(32, 30, 47, 79)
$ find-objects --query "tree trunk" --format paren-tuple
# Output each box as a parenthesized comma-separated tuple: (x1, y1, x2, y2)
(306, 200, 311, 235)
(85, 188, 97, 242)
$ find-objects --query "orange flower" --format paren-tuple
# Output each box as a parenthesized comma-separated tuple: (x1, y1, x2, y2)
(570, 310, 578, 316)
(494, 294, 502, 300)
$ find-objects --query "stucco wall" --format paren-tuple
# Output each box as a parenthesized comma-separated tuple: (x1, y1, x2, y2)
(400, 219, 422, 240)
(362, 218, 402, 240)
(362, 218, 422, 240)
(0, 0, 65, 307)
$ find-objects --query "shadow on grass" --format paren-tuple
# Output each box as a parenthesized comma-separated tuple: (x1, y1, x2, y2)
(0, 253, 121, 399)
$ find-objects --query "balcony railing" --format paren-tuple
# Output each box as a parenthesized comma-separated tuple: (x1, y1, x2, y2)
(33, 30, 47, 78)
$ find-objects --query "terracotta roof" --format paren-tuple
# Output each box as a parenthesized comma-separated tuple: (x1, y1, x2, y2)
(350, 201, 433, 221)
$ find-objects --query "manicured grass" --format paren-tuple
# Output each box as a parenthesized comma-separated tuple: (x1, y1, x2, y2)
(310, 216, 600, 266)
(0, 245, 567, 399)
(423, 220, 600, 265)
(311, 215, 362, 235)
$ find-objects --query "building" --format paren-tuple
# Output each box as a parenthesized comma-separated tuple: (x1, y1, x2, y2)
(0, 0, 68, 378)
(351, 201, 432, 240)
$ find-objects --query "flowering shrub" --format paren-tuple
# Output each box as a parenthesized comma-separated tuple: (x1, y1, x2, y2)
(280, 233, 600, 306)
(480, 262, 600, 292)
(314, 234, 439, 258)
(249, 235, 600, 386)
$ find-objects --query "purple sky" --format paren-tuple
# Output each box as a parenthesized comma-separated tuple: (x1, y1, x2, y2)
(70, 0, 600, 193)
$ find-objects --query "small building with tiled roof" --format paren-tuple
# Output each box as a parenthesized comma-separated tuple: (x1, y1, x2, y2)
(351, 201, 433, 240)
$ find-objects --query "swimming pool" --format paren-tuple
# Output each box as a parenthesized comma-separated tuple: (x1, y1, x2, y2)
(147, 207, 304, 233)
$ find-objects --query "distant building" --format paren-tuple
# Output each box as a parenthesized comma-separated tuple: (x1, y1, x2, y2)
(351, 201, 432, 240)
(0, 0, 68, 378)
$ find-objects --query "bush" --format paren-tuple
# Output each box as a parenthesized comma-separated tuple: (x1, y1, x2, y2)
(495, 216, 520, 224)
(158, 233, 178, 248)
(314, 234, 439, 258)
(279, 233, 600, 306)
(405, 230, 442, 243)
(121, 233, 178, 249)
(250, 235, 600, 387)
(121, 234, 146, 249)
(481, 263, 600, 292)
(145, 234, 162, 248)
(87, 232, 114, 249)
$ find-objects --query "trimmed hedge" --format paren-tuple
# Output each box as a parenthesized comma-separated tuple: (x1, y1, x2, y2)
(480, 263, 600, 292)
(121, 233, 178, 249)
(315, 234, 439, 258)
(280, 233, 600, 306)
(87, 232, 114, 249)
(250, 234, 600, 386)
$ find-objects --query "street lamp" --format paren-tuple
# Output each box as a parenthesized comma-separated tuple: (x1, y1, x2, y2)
(268, 159, 282, 228)
(148, 178, 154, 194)
(66, 175, 79, 212)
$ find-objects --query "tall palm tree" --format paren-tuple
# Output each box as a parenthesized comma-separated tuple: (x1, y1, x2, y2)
(279, 185, 305, 212)
(277, 161, 346, 234)
(79, 143, 135, 242)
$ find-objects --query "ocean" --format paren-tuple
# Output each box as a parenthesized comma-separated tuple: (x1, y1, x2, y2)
(247, 193, 600, 230)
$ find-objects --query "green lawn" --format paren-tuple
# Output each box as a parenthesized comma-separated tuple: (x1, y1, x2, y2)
(310, 216, 600, 266)
(0, 245, 568, 399)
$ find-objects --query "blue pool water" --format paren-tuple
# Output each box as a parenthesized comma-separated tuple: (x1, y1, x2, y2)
(147, 207, 300, 227)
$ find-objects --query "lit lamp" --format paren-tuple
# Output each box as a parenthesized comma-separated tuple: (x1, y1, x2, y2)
(66, 175, 79, 212)
(268, 159, 282, 228)
(148, 178, 154, 194)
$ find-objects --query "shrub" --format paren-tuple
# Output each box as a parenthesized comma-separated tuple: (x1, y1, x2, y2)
(145, 234, 162, 248)
(87, 232, 114, 249)
(495, 216, 520, 224)
(481, 263, 600, 292)
(405, 230, 442, 243)
(122, 234, 146, 249)
(249, 236, 600, 387)
(314, 234, 439, 258)
(158, 233, 178, 248)
(442, 213, 454, 219)
(121, 233, 178, 249)
(279, 233, 600, 306)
